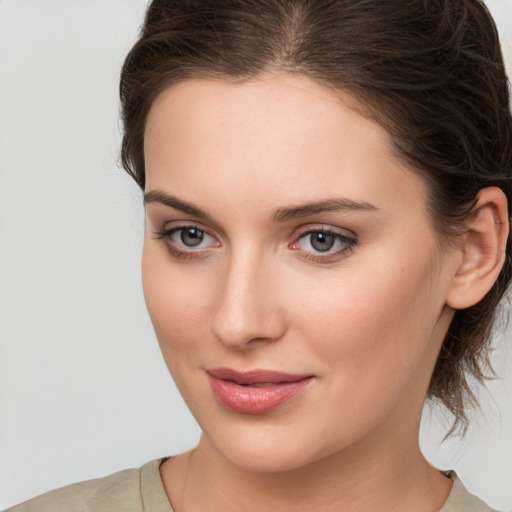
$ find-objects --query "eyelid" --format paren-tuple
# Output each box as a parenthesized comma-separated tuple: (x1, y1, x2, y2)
(153, 220, 357, 261)
(145, 204, 227, 240)
(288, 224, 358, 261)
(153, 221, 221, 258)
(291, 223, 356, 241)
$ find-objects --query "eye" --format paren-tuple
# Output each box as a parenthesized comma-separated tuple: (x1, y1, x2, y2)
(178, 227, 206, 247)
(154, 224, 220, 258)
(305, 231, 337, 252)
(290, 227, 357, 260)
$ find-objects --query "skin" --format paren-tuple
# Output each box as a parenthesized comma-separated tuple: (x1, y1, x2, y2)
(141, 73, 507, 511)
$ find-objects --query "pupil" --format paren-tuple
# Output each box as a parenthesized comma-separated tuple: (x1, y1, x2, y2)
(181, 228, 204, 247)
(311, 232, 334, 252)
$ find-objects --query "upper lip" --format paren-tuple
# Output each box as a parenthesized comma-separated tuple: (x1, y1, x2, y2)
(207, 367, 313, 385)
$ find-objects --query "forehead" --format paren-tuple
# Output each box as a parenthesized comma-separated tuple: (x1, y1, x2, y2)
(143, 73, 428, 219)
(145, 74, 385, 157)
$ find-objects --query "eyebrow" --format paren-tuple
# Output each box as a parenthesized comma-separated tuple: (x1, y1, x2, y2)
(272, 198, 378, 222)
(144, 190, 377, 223)
(144, 190, 211, 220)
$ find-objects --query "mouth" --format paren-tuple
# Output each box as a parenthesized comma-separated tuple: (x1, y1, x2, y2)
(206, 368, 315, 414)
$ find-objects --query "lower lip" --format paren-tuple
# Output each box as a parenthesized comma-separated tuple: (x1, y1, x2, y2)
(208, 375, 313, 414)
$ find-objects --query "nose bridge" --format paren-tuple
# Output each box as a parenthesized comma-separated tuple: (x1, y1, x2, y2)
(210, 243, 284, 348)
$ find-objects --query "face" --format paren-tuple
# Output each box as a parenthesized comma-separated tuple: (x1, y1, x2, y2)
(142, 74, 457, 473)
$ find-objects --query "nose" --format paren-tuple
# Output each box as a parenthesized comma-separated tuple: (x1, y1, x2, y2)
(210, 249, 286, 349)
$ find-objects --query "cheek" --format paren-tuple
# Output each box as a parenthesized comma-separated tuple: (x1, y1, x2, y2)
(282, 253, 446, 442)
(141, 243, 214, 368)
(291, 249, 444, 385)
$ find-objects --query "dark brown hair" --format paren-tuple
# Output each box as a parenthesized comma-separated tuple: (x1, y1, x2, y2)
(119, 0, 512, 433)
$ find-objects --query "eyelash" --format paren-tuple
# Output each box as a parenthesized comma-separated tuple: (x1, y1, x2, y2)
(289, 228, 357, 262)
(153, 225, 357, 262)
(154, 225, 219, 259)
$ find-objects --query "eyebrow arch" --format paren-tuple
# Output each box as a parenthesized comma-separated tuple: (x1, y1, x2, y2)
(144, 190, 211, 220)
(272, 198, 378, 222)
(144, 190, 377, 223)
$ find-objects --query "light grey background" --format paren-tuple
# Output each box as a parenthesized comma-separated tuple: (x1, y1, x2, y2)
(0, 0, 511, 509)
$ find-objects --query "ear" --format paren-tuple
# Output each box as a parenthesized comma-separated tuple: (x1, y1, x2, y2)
(446, 187, 509, 310)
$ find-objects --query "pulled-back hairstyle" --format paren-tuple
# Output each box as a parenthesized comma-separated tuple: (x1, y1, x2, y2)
(119, 0, 512, 433)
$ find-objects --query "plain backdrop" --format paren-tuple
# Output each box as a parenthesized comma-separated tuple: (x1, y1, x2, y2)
(1, 0, 511, 510)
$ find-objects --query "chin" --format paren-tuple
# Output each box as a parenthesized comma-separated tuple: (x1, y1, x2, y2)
(221, 444, 314, 474)
(201, 422, 340, 474)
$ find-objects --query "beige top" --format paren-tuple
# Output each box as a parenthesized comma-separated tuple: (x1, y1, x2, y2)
(6, 459, 497, 512)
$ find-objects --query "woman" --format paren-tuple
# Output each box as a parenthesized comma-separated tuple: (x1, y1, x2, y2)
(8, 0, 511, 511)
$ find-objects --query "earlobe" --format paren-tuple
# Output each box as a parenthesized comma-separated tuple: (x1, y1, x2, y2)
(446, 187, 509, 310)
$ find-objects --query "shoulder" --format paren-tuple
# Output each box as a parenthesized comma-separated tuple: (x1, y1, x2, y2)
(6, 459, 172, 512)
(441, 473, 498, 512)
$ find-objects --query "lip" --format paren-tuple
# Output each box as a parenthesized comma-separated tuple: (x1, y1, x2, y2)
(207, 368, 314, 414)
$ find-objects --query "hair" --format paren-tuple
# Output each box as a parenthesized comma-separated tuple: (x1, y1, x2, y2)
(119, 0, 512, 434)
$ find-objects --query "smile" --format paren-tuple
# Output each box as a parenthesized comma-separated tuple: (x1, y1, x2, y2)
(207, 368, 314, 414)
